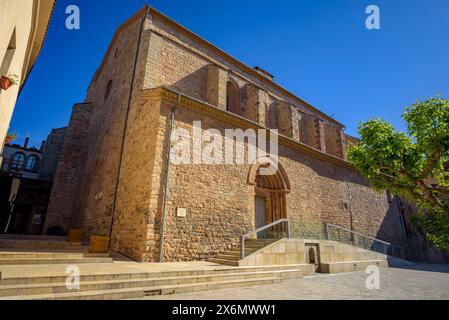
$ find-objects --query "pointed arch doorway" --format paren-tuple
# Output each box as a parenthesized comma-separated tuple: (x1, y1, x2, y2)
(248, 159, 291, 235)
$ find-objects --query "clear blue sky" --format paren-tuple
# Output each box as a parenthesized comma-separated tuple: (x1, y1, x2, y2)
(10, 0, 449, 147)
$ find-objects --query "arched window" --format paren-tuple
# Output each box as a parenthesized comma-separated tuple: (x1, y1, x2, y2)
(10, 152, 25, 170)
(104, 80, 112, 100)
(25, 155, 40, 172)
(226, 81, 239, 114)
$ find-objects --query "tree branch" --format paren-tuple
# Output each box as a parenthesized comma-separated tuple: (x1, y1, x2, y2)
(419, 148, 441, 180)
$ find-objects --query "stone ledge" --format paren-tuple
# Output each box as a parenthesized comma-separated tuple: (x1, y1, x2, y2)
(320, 260, 388, 274)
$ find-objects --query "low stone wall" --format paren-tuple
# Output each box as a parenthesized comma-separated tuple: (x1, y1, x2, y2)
(239, 239, 388, 274)
(320, 260, 388, 274)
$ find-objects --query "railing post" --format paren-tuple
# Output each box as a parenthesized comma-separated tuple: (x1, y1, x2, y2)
(325, 224, 329, 240)
(287, 220, 291, 239)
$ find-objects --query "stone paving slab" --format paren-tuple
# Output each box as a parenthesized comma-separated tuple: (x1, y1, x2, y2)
(135, 264, 449, 300)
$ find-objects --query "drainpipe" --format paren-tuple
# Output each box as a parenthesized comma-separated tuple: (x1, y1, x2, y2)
(109, 8, 149, 244)
(158, 97, 179, 262)
(347, 183, 355, 245)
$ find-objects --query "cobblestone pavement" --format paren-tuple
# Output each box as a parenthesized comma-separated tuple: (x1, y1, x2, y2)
(137, 264, 449, 300)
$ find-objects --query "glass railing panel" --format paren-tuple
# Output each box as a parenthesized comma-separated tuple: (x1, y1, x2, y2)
(241, 220, 290, 259)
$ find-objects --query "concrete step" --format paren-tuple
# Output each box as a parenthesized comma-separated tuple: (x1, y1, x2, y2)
(0, 253, 86, 259)
(209, 240, 280, 266)
(0, 240, 82, 250)
(207, 258, 239, 266)
(0, 277, 283, 300)
(245, 239, 278, 244)
(0, 264, 304, 286)
(225, 250, 258, 256)
(0, 269, 302, 297)
(245, 241, 274, 245)
(0, 235, 67, 241)
(0, 251, 108, 260)
(244, 243, 276, 249)
(214, 254, 240, 261)
(0, 257, 113, 265)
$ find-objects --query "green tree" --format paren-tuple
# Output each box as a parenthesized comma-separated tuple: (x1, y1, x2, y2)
(348, 97, 449, 251)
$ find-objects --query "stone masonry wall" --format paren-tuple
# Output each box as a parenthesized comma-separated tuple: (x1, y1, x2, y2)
(305, 115, 321, 150)
(40, 127, 66, 181)
(111, 93, 163, 260)
(73, 13, 147, 237)
(48, 9, 407, 260)
(134, 94, 408, 262)
(144, 14, 347, 157)
(44, 103, 92, 233)
(324, 123, 343, 158)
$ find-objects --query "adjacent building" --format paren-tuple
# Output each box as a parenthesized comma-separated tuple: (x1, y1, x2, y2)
(0, 128, 65, 235)
(1, 138, 43, 180)
(0, 0, 56, 165)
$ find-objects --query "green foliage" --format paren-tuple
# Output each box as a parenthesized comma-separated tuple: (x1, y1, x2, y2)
(348, 97, 449, 251)
(415, 210, 449, 251)
(5, 74, 19, 86)
(6, 131, 18, 141)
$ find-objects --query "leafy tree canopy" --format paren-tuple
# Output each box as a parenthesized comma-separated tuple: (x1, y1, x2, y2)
(348, 97, 449, 250)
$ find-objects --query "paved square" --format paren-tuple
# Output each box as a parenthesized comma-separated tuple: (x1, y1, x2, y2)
(136, 264, 449, 300)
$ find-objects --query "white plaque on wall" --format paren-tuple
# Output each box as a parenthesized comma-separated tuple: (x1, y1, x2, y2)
(177, 208, 187, 218)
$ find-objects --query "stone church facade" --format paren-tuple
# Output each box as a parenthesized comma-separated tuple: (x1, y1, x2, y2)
(44, 6, 407, 262)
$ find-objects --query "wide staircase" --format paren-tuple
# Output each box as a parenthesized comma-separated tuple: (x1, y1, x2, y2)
(0, 264, 306, 300)
(0, 235, 112, 265)
(0, 235, 307, 300)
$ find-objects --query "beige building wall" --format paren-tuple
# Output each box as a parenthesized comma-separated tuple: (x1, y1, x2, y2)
(0, 0, 55, 162)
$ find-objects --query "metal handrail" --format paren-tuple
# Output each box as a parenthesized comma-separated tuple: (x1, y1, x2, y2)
(240, 219, 290, 259)
(325, 224, 391, 246)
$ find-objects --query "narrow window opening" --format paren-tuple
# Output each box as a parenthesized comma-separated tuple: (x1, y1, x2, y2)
(1, 29, 17, 76)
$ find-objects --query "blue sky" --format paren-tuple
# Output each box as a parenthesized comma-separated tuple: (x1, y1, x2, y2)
(10, 0, 449, 147)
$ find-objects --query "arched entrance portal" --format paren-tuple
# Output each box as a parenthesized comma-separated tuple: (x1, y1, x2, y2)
(248, 160, 291, 233)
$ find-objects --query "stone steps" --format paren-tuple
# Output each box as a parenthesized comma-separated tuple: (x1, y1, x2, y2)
(0, 250, 109, 259)
(207, 258, 239, 266)
(0, 269, 301, 297)
(0, 252, 93, 259)
(1, 277, 281, 300)
(214, 254, 240, 261)
(208, 239, 279, 266)
(0, 240, 82, 250)
(0, 264, 302, 286)
(0, 235, 67, 241)
(0, 265, 305, 300)
(0, 257, 113, 265)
